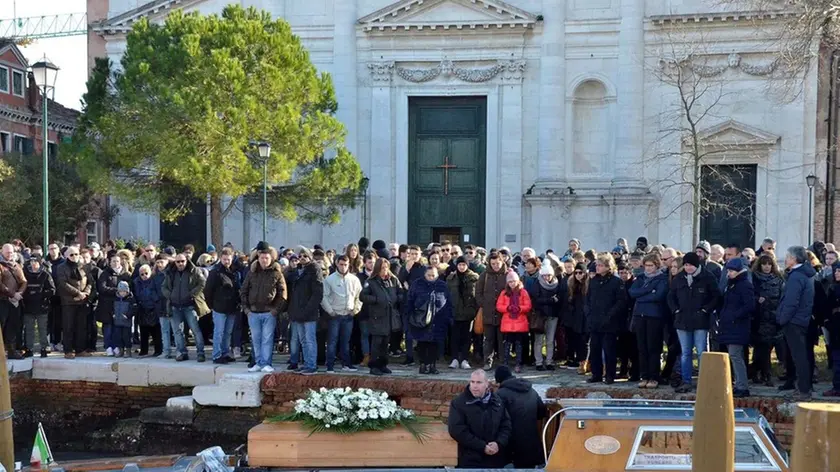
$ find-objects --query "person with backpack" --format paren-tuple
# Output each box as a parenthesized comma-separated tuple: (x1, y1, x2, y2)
(22, 255, 55, 358)
(407, 265, 452, 375)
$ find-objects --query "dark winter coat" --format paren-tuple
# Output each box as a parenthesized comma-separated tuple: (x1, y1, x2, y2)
(96, 267, 132, 323)
(162, 259, 210, 316)
(407, 278, 452, 343)
(133, 275, 164, 326)
(285, 263, 323, 323)
(495, 377, 548, 468)
(241, 261, 287, 315)
(752, 272, 784, 344)
(446, 270, 479, 322)
(398, 263, 426, 291)
(55, 261, 91, 306)
(476, 264, 508, 326)
(204, 264, 243, 315)
(359, 275, 403, 336)
(356, 270, 373, 321)
(530, 276, 563, 319)
(629, 270, 670, 319)
(0, 259, 26, 301)
(777, 263, 817, 328)
(668, 268, 720, 331)
(825, 282, 840, 343)
(448, 386, 512, 469)
(113, 294, 136, 328)
(22, 265, 55, 315)
(717, 272, 755, 346)
(585, 274, 626, 334)
(563, 285, 587, 334)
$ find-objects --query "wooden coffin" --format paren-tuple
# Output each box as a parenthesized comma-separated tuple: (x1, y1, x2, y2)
(247, 421, 458, 468)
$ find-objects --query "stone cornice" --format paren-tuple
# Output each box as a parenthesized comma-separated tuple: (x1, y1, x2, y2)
(649, 10, 799, 26)
(0, 105, 77, 134)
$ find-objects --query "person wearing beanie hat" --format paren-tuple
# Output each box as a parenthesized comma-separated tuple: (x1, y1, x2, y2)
(22, 254, 55, 358)
(636, 236, 649, 252)
(285, 242, 323, 375)
(718, 252, 755, 398)
(497, 269, 532, 373)
(206, 244, 217, 254)
(112, 279, 135, 358)
(563, 262, 588, 370)
(668, 247, 720, 393)
(564, 238, 581, 257)
(585, 253, 625, 385)
(532, 259, 562, 371)
(163, 246, 176, 256)
(446, 255, 479, 370)
(494, 364, 548, 468)
(695, 240, 711, 255)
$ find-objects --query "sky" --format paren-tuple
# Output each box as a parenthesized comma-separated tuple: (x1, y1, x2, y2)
(13, 0, 88, 110)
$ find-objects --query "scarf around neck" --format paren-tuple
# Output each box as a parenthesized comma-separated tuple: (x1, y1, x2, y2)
(686, 266, 702, 287)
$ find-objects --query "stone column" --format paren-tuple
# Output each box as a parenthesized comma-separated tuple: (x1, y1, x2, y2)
(333, 0, 358, 154)
(614, 0, 644, 182)
(368, 62, 395, 241)
(536, 0, 566, 183)
(500, 62, 526, 246)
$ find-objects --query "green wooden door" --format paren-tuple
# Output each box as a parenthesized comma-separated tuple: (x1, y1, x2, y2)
(408, 97, 486, 246)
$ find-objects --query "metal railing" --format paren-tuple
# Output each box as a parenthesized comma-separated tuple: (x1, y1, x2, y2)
(0, 14, 87, 40)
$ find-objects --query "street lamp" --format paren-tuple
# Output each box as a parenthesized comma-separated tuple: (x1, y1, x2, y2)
(31, 56, 59, 247)
(256, 142, 271, 242)
(806, 173, 817, 247)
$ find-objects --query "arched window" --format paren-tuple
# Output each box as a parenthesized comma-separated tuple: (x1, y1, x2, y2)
(572, 80, 609, 175)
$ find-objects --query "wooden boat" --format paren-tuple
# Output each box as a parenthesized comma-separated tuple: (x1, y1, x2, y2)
(542, 399, 789, 472)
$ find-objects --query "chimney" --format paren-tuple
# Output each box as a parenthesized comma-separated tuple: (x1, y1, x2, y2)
(27, 71, 39, 112)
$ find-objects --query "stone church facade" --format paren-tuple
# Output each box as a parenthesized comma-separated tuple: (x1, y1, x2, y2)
(89, 0, 819, 252)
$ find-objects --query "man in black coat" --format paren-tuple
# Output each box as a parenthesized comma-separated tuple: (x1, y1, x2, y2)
(286, 246, 324, 375)
(494, 366, 547, 468)
(448, 369, 512, 468)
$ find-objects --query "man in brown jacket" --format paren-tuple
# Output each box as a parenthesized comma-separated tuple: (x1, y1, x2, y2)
(0, 243, 27, 359)
(241, 243, 287, 373)
(55, 246, 92, 359)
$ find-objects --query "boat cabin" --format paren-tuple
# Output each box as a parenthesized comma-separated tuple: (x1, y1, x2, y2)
(543, 399, 789, 472)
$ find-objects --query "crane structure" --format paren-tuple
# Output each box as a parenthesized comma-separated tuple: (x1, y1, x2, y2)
(0, 13, 88, 40)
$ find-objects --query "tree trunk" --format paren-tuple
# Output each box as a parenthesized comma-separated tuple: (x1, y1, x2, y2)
(210, 194, 224, 248)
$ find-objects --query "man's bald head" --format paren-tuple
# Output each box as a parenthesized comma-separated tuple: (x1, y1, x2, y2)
(1, 244, 14, 261)
(469, 369, 489, 398)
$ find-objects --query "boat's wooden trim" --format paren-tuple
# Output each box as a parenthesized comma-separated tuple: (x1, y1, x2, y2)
(37, 455, 184, 472)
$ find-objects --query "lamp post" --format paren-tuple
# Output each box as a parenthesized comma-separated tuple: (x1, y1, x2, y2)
(31, 57, 59, 247)
(807, 173, 817, 247)
(256, 142, 271, 243)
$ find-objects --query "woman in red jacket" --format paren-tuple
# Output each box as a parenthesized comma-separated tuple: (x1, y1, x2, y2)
(497, 270, 533, 372)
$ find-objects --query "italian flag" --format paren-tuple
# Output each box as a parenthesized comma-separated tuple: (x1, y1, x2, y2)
(30, 423, 53, 469)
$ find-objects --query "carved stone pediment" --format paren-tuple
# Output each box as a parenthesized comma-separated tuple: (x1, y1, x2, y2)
(358, 0, 538, 32)
(692, 120, 780, 147)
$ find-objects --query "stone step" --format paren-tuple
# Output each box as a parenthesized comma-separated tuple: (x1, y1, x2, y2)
(192, 372, 267, 408)
(166, 395, 196, 411)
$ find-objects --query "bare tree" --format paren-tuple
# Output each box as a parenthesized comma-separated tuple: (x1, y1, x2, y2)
(645, 27, 763, 244)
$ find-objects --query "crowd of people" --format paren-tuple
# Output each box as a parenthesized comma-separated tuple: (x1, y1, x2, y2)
(0, 235, 837, 401)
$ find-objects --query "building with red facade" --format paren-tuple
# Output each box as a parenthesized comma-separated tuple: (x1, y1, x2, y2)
(0, 39, 106, 246)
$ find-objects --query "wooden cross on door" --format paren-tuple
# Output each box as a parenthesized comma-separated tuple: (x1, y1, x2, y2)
(437, 156, 457, 195)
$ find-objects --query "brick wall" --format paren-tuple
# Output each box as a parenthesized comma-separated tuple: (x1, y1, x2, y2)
(260, 373, 462, 419)
(10, 375, 192, 448)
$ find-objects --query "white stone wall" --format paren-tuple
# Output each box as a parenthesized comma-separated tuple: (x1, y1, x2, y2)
(99, 0, 819, 253)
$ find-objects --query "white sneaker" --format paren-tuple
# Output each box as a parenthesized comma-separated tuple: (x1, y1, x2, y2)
(248, 365, 262, 373)
(460, 360, 471, 370)
(449, 359, 459, 369)
(261, 365, 275, 373)
(233, 347, 242, 359)
(55, 343, 63, 352)
(113, 348, 120, 357)
(106, 347, 114, 357)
